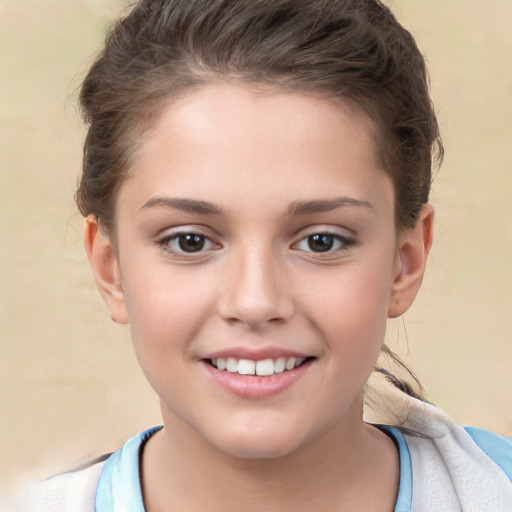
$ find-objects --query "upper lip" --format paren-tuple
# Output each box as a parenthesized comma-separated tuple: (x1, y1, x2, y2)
(203, 346, 313, 360)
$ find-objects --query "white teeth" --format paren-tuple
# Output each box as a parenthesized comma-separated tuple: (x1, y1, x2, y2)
(274, 357, 286, 373)
(256, 359, 274, 376)
(226, 357, 238, 373)
(238, 359, 256, 375)
(285, 357, 296, 371)
(210, 356, 308, 376)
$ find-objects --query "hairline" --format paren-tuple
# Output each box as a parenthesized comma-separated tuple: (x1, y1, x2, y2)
(100, 76, 406, 241)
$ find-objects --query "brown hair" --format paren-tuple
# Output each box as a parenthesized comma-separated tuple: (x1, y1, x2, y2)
(76, 0, 443, 237)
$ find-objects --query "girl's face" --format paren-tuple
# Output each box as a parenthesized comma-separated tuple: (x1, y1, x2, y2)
(87, 84, 431, 459)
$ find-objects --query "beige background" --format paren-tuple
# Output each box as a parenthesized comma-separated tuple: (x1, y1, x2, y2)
(1, 0, 511, 493)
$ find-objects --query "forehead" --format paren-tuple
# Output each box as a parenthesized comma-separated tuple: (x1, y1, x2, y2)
(118, 83, 393, 218)
(148, 84, 379, 157)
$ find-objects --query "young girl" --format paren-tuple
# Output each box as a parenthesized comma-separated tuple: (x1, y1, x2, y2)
(17, 0, 512, 510)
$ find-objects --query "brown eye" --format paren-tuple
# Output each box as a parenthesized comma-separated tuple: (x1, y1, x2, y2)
(177, 234, 206, 252)
(294, 231, 356, 256)
(307, 234, 335, 252)
(157, 230, 219, 257)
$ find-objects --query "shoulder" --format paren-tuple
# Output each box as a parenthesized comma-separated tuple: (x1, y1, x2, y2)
(365, 373, 512, 509)
(402, 423, 512, 481)
(402, 423, 512, 510)
(464, 426, 512, 481)
(12, 426, 162, 512)
(399, 402, 512, 509)
(11, 459, 106, 512)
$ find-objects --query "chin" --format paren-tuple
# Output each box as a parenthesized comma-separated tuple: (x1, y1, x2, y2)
(216, 436, 303, 460)
(206, 420, 315, 460)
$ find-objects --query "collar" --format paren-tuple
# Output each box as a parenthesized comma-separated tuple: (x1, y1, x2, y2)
(95, 425, 163, 512)
(95, 424, 411, 512)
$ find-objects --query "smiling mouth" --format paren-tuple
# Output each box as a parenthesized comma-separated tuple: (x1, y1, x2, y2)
(206, 357, 314, 376)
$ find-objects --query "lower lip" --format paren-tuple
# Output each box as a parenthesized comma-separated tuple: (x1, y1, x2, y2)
(201, 359, 313, 399)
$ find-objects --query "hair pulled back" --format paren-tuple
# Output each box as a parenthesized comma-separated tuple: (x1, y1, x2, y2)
(77, 0, 443, 236)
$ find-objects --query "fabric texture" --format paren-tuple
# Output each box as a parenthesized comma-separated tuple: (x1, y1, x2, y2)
(12, 375, 512, 512)
(365, 372, 512, 511)
(11, 461, 104, 512)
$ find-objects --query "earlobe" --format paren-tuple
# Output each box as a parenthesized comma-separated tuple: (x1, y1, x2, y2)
(388, 204, 434, 318)
(83, 215, 129, 325)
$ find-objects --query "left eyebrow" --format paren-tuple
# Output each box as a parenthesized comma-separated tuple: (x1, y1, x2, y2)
(140, 197, 224, 215)
(287, 197, 374, 215)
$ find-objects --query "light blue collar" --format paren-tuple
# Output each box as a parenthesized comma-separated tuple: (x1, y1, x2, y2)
(379, 425, 413, 512)
(95, 425, 162, 512)
(95, 424, 412, 512)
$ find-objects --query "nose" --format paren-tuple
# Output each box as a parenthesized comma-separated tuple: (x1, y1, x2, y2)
(217, 246, 294, 329)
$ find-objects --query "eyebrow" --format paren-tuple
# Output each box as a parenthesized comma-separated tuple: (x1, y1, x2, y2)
(140, 195, 373, 216)
(140, 197, 224, 215)
(287, 197, 374, 215)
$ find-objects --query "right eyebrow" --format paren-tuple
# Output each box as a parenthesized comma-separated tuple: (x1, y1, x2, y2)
(139, 197, 224, 215)
(287, 197, 374, 215)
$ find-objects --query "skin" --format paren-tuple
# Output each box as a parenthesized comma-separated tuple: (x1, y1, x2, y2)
(85, 84, 433, 511)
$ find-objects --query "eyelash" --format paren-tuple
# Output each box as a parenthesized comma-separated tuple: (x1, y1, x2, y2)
(293, 232, 357, 255)
(155, 230, 357, 258)
(157, 230, 216, 256)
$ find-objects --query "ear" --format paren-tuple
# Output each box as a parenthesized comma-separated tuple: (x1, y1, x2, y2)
(83, 215, 129, 324)
(388, 204, 434, 318)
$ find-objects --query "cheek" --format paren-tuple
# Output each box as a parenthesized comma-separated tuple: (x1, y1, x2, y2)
(120, 268, 219, 411)
(305, 260, 394, 354)
(122, 266, 216, 356)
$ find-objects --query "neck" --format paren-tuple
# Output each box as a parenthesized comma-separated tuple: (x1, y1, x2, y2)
(141, 394, 399, 512)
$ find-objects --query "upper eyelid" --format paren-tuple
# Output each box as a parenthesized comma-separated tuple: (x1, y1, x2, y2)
(293, 225, 355, 239)
(156, 225, 216, 240)
(158, 231, 217, 246)
(293, 232, 354, 246)
(291, 228, 358, 252)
